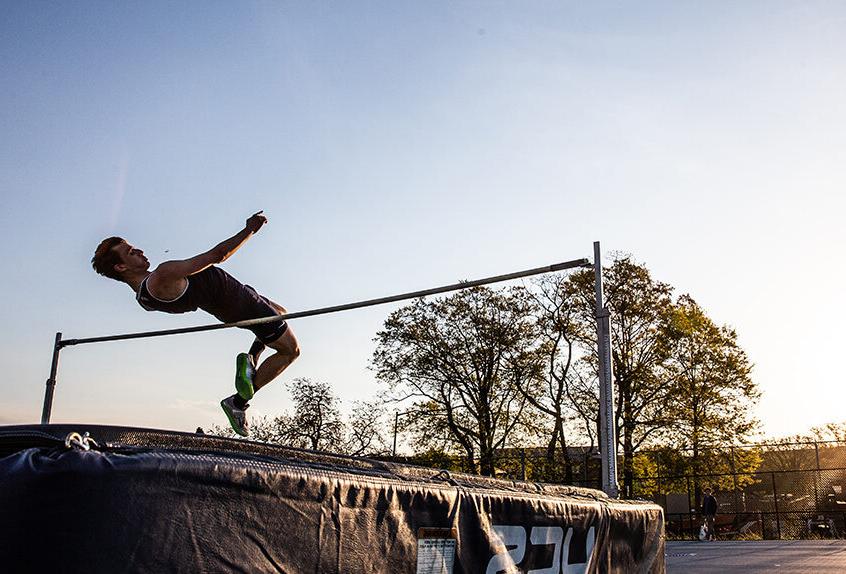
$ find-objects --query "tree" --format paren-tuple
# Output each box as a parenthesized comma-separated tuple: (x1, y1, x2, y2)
(283, 377, 345, 451)
(631, 445, 761, 499)
(663, 294, 760, 499)
(345, 400, 390, 457)
(211, 379, 390, 457)
(372, 286, 544, 476)
(760, 421, 846, 472)
(517, 274, 596, 483)
(568, 255, 677, 497)
(810, 422, 846, 443)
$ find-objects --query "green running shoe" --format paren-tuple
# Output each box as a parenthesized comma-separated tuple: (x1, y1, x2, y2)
(235, 352, 256, 400)
(220, 395, 250, 437)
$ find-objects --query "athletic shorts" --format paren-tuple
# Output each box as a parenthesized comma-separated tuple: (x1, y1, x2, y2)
(232, 285, 289, 344)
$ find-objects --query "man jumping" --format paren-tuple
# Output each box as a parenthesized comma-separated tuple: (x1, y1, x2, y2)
(91, 211, 299, 437)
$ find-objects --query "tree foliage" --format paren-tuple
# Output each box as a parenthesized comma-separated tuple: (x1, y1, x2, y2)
(372, 256, 761, 493)
(211, 378, 389, 457)
(519, 275, 597, 483)
(568, 255, 677, 496)
(345, 400, 390, 457)
(372, 286, 544, 476)
(663, 294, 760, 497)
(283, 377, 345, 451)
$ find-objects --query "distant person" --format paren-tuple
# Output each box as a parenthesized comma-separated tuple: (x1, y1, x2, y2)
(807, 514, 838, 538)
(701, 488, 718, 541)
(91, 211, 299, 437)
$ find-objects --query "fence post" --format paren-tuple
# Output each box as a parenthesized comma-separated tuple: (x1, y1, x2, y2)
(686, 475, 695, 540)
(656, 459, 662, 507)
(771, 472, 781, 540)
(730, 446, 740, 514)
(814, 442, 821, 510)
(520, 448, 526, 481)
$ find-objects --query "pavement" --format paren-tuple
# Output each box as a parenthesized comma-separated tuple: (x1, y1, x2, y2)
(666, 540, 846, 573)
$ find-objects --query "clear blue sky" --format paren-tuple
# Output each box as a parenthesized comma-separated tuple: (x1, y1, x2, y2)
(2, 2, 844, 439)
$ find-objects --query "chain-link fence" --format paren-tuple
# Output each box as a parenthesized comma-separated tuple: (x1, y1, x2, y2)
(388, 440, 846, 540)
(450, 440, 846, 541)
(645, 467, 846, 540)
(389, 446, 605, 490)
(631, 441, 846, 540)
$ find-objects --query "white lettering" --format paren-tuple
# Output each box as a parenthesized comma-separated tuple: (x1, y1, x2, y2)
(563, 527, 595, 574)
(484, 525, 596, 574)
(486, 525, 527, 574)
(527, 526, 564, 574)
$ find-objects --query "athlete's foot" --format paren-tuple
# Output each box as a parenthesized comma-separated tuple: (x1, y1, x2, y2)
(220, 395, 250, 437)
(235, 352, 256, 400)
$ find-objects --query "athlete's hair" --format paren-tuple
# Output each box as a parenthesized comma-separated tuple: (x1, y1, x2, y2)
(92, 237, 126, 281)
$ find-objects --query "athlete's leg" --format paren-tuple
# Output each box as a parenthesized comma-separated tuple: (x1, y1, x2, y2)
(264, 299, 287, 315)
(253, 326, 300, 392)
(248, 338, 266, 364)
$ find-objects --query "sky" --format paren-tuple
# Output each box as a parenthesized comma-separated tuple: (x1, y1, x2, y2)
(1, 2, 844, 442)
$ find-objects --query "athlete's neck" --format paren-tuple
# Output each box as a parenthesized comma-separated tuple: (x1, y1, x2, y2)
(123, 271, 152, 293)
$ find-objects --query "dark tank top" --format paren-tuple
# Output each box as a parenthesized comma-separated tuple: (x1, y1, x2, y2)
(136, 266, 263, 324)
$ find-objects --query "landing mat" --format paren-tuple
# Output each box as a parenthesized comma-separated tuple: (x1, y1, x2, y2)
(0, 424, 664, 573)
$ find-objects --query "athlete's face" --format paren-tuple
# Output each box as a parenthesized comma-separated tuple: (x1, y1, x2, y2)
(114, 241, 150, 274)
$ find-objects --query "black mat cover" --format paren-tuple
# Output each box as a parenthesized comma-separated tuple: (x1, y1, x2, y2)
(0, 424, 664, 573)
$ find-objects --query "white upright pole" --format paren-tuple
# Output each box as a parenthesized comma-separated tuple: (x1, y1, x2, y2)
(594, 242, 619, 498)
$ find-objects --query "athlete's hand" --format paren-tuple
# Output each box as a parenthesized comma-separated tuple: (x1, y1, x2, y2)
(246, 211, 267, 233)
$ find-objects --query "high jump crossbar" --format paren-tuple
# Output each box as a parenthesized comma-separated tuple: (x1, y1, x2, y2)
(41, 247, 619, 498)
(41, 258, 591, 422)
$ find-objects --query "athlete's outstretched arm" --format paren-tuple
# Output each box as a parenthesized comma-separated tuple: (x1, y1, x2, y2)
(153, 211, 267, 280)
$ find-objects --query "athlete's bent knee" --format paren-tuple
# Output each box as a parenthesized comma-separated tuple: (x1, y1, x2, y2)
(272, 331, 300, 361)
(288, 343, 301, 361)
